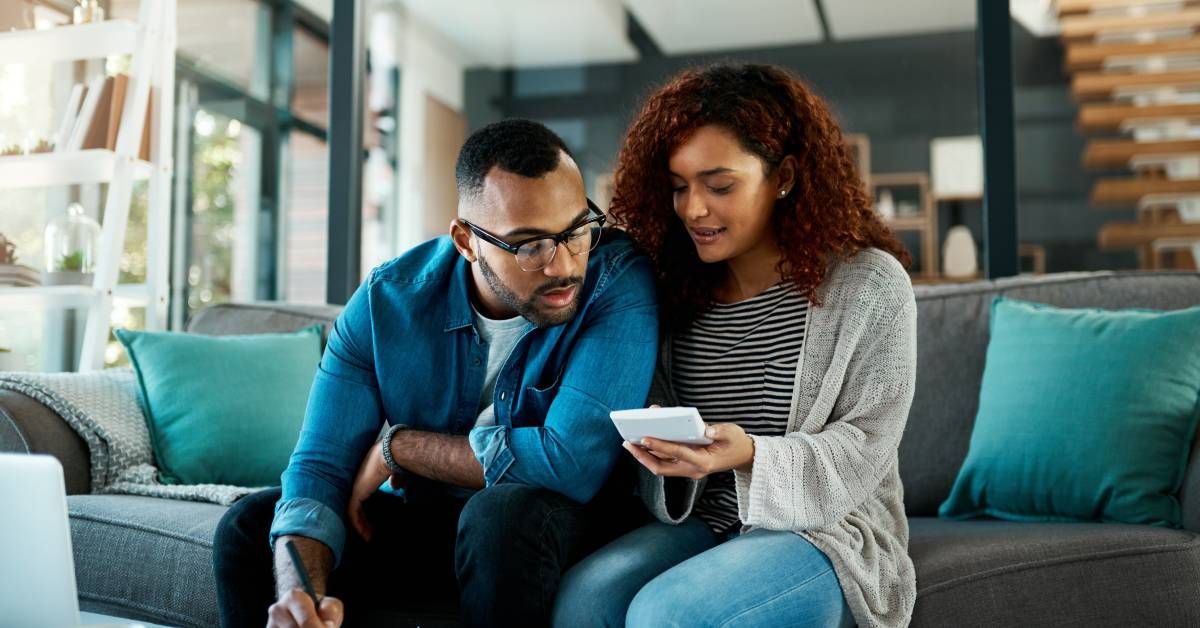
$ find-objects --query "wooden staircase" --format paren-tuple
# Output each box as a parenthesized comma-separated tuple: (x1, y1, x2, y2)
(1060, 0, 1200, 270)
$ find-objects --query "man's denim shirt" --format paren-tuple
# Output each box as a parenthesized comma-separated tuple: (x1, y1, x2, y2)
(269, 231, 658, 564)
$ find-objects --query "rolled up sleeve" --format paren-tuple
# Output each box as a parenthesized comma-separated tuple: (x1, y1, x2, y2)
(273, 273, 384, 566)
(269, 497, 347, 563)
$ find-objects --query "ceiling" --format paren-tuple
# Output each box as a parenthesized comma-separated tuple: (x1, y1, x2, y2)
(618, 0, 825, 54)
(823, 0, 977, 41)
(402, 0, 638, 68)
(404, 0, 1058, 69)
(114, 0, 1062, 85)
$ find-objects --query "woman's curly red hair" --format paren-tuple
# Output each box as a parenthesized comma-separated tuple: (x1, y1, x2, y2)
(609, 63, 910, 331)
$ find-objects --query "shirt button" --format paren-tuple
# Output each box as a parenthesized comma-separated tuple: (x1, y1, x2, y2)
(473, 357, 481, 366)
(499, 392, 507, 401)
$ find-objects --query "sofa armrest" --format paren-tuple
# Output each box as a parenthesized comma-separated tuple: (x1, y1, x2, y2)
(0, 389, 91, 494)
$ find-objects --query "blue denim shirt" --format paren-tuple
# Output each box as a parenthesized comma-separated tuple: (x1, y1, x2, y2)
(269, 232, 658, 563)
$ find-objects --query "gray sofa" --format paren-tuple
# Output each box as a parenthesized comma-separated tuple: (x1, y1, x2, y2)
(3, 271, 1200, 627)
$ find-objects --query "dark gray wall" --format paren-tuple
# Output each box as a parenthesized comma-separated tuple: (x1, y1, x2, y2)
(464, 23, 1137, 273)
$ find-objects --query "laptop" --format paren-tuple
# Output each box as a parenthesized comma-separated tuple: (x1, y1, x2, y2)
(0, 454, 147, 627)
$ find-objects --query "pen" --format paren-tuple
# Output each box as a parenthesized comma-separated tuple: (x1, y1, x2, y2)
(284, 539, 321, 609)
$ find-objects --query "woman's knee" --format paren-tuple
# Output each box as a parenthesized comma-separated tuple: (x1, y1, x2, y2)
(553, 565, 628, 628)
(626, 570, 698, 627)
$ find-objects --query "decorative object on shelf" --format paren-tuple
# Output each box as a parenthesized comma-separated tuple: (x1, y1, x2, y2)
(930, 136, 983, 279)
(0, 1, 33, 32)
(72, 0, 105, 25)
(943, 225, 979, 279)
(870, 172, 939, 279)
(0, 144, 21, 156)
(0, 234, 14, 265)
(43, 202, 100, 286)
(0, 233, 41, 287)
(28, 137, 54, 154)
(876, 188, 896, 219)
(0, 263, 40, 287)
(931, 135, 983, 200)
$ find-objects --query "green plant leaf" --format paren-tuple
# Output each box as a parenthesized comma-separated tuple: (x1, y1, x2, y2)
(56, 250, 85, 272)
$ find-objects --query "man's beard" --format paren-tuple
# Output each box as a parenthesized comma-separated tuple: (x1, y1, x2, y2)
(478, 254, 583, 328)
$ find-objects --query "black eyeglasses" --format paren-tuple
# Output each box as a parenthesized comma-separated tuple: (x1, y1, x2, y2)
(460, 200, 607, 272)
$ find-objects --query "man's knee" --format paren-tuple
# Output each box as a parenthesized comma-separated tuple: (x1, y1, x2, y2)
(459, 484, 566, 536)
(214, 488, 280, 566)
(456, 484, 575, 568)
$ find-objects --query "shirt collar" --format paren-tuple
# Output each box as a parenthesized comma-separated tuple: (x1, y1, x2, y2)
(444, 256, 477, 332)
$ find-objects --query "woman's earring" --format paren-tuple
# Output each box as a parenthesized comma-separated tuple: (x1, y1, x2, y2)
(778, 189, 788, 198)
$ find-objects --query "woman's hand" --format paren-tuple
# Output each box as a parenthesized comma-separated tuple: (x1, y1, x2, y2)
(623, 422, 755, 480)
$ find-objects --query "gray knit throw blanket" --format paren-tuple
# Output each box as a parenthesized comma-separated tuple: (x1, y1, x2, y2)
(0, 368, 255, 505)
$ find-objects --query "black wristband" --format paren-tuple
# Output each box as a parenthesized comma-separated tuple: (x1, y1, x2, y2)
(381, 423, 408, 474)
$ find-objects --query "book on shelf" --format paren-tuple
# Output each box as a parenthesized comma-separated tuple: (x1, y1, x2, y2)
(0, 264, 42, 288)
(53, 83, 85, 153)
(65, 73, 106, 152)
(80, 74, 117, 150)
(60, 74, 152, 159)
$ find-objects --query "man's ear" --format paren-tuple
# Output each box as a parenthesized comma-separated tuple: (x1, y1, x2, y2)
(450, 220, 477, 263)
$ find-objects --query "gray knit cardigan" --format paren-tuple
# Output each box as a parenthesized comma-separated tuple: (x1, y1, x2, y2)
(640, 248, 918, 628)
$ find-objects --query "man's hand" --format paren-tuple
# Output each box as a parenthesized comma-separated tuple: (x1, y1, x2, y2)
(271, 536, 338, 628)
(267, 588, 344, 628)
(347, 444, 392, 542)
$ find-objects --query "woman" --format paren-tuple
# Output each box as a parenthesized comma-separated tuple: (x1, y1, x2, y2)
(553, 64, 917, 628)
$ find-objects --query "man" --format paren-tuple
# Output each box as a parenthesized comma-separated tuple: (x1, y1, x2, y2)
(213, 119, 658, 627)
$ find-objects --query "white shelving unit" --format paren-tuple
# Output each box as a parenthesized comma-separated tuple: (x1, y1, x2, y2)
(0, 150, 156, 189)
(0, 18, 139, 63)
(0, 284, 150, 312)
(0, 1, 176, 371)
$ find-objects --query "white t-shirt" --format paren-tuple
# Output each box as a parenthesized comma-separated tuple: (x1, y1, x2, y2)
(471, 308, 528, 428)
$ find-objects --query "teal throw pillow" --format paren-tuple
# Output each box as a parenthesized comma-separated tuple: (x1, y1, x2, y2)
(939, 297, 1200, 528)
(115, 325, 323, 487)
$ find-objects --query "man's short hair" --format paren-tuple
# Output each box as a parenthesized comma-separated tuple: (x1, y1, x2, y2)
(455, 119, 572, 202)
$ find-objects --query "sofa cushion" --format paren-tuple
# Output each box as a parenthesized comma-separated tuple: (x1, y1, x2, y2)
(903, 271, 1200, 519)
(68, 495, 226, 628)
(909, 517, 1200, 626)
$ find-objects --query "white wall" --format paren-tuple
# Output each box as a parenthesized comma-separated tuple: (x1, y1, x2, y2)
(391, 5, 467, 253)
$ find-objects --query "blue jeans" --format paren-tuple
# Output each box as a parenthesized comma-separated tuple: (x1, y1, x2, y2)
(554, 518, 855, 628)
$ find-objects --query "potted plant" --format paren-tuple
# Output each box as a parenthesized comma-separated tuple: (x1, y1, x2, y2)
(44, 203, 99, 286)
(45, 249, 94, 285)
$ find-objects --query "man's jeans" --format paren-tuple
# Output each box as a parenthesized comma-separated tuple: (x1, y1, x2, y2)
(214, 482, 645, 628)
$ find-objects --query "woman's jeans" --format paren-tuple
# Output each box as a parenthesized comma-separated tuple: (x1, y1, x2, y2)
(554, 518, 855, 628)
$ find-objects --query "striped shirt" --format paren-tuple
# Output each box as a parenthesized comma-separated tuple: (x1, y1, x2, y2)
(671, 282, 809, 533)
